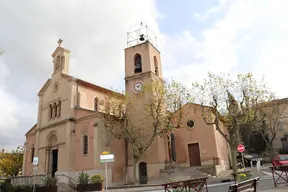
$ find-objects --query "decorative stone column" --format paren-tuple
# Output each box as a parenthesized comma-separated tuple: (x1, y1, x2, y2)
(35, 94, 44, 157)
(93, 122, 101, 169)
(22, 141, 28, 176)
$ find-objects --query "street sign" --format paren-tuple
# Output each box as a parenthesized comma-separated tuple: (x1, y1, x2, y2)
(100, 153, 114, 191)
(102, 151, 109, 155)
(100, 154, 114, 163)
(33, 157, 39, 165)
(237, 144, 245, 153)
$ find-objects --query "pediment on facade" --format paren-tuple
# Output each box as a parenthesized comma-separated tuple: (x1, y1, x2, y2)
(38, 79, 52, 96)
(177, 102, 224, 124)
(177, 103, 213, 114)
(25, 123, 37, 136)
(51, 46, 70, 57)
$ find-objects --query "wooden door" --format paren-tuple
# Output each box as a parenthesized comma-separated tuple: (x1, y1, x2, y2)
(139, 162, 148, 184)
(188, 143, 201, 166)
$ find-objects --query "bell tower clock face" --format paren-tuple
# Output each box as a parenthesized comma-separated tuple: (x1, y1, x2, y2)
(133, 82, 144, 93)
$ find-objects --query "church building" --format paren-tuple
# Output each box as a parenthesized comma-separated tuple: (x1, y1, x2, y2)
(22, 28, 230, 185)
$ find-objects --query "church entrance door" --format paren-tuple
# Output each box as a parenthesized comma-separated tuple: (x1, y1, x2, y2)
(51, 149, 58, 177)
(188, 143, 201, 166)
(138, 162, 148, 184)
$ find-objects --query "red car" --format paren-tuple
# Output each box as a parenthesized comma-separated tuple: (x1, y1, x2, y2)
(272, 154, 288, 167)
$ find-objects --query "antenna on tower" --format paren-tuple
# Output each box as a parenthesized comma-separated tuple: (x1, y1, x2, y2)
(126, 21, 158, 48)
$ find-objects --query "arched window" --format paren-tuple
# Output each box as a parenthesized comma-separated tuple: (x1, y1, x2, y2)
(57, 100, 61, 117)
(83, 134, 88, 155)
(154, 56, 159, 76)
(53, 102, 57, 118)
(31, 147, 35, 163)
(94, 98, 98, 111)
(55, 56, 61, 70)
(61, 56, 65, 69)
(134, 54, 142, 73)
(49, 104, 53, 120)
(77, 92, 81, 107)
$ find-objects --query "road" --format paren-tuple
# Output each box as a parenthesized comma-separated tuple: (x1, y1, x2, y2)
(146, 177, 278, 192)
(110, 173, 286, 192)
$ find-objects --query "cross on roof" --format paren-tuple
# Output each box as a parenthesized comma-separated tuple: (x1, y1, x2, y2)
(58, 39, 63, 47)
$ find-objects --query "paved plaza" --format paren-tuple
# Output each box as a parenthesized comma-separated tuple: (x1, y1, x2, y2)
(109, 176, 287, 192)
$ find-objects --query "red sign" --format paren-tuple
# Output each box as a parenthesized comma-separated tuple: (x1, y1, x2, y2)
(237, 144, 245, 153)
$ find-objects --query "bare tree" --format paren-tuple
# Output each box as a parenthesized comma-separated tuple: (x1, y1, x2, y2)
(191, 72, 274, 172)
(254, 98, 288, 159)
(0, 48, 4, 56)
(102, 80, 191, 183)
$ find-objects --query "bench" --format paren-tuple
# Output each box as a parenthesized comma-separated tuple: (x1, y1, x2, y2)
(228, 177, 259, 192)
(162, 176, 208, 192)
(270, 165, 288, 187)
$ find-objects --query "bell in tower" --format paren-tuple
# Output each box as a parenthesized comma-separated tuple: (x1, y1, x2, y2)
(134, 54, 142, 73)
(139, 34, 145, 41)
(126, 21, 158, 48)
(125, 21, 162, 78)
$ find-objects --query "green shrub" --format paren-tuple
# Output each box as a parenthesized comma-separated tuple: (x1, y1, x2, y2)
(90, 174, 104, 184)
(77, 171, 89, 185)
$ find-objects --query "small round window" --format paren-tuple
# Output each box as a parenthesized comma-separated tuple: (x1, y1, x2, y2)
(187, 120, 195, 128)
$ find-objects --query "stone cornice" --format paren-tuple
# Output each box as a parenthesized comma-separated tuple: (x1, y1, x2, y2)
(39, 117, 75, 132)
(25, 123, 37, 136)
(25, 112, 103, 137)
(124, 40, 161, 54)
(38, 142, 65, 150)
(51, 47, 70, 57)
(75, 111, 105, 123)
(38, 79, 51, 96)
(124, 71, 164, 83)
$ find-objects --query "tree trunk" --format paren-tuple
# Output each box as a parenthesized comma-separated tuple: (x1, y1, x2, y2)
(132, 156, 139, 184)
(229, 144, 238, 173)
(268, 143, 276, 160)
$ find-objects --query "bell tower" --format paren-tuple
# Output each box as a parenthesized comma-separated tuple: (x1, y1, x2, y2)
(125, 22, 162, 80)
(125, 22, 163, 96)
(51, 39, 70, 75)
(124, 22, 167, 181)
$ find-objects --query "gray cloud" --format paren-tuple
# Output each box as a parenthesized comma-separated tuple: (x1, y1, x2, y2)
(0, 0, 160, 148)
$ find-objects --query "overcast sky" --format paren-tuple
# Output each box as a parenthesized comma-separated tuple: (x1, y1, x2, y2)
(0, 0, 288, 149)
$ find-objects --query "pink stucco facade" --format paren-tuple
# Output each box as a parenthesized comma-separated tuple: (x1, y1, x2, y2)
(22, 40, 230, 185)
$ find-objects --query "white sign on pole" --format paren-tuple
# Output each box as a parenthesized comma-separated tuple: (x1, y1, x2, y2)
(100, 154, 114, 163)
(32, 157, 38, 192)
(100, 153, 114, 191)
(33, 157, 39, 166)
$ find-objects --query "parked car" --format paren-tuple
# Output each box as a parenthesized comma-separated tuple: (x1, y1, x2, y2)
(236, 153, 263, 167)
(272, 154, 288, 167)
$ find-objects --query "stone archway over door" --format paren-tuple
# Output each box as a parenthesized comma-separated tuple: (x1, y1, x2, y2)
(138, 162, 148, 184)
(188, 143, 201, 166)
(47, 134, 58, 177)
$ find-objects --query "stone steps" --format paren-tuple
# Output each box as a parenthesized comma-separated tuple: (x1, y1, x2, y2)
(151, 167, 209, 184)
(57, 182, 76, 192)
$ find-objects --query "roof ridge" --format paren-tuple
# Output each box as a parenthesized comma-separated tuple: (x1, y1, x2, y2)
(61, 73, 124, 97)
